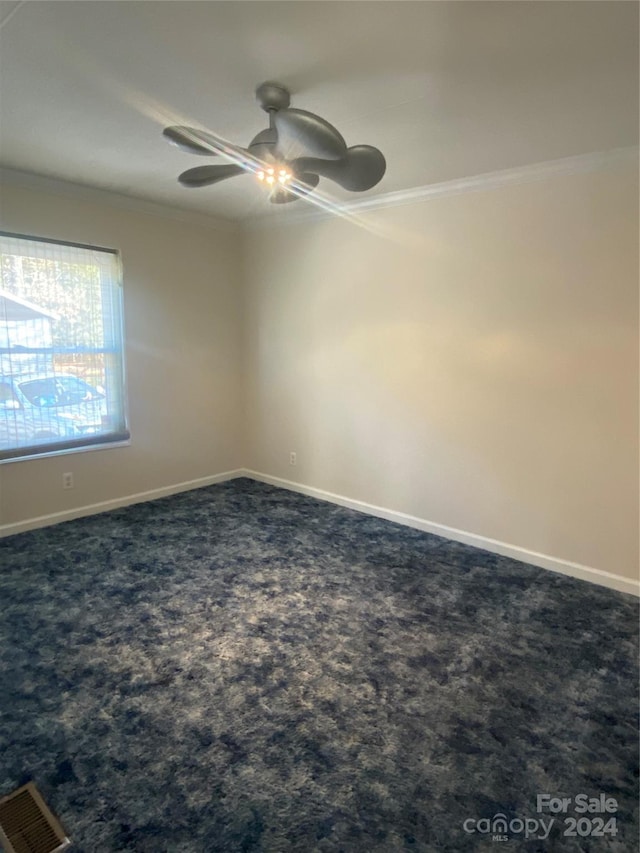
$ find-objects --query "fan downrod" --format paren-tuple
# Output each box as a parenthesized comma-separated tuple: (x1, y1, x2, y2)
(255, 81, 291, 113)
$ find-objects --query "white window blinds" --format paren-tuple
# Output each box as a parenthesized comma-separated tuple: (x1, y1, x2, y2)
(0, 232, 129, 461)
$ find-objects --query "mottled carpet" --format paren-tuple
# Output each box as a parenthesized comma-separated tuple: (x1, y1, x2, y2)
(0, 478, 637, 852)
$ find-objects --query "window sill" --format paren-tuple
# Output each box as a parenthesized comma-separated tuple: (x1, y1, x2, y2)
(0, 438, 131, 464)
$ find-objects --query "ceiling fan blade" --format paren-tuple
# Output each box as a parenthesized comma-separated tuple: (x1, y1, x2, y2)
(164, 126, 256, 165)
(291, 145, 386, 191)
(178, 164, 246, 187)
(270, 173, 320, 204)
(164, 126, 223, 156)
(273, 109, 347, 161)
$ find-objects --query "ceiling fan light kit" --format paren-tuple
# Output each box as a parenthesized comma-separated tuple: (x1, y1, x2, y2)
(163, 82, 386, 204)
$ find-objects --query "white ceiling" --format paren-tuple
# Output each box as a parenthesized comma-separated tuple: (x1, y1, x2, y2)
(0, 1, 637, 222)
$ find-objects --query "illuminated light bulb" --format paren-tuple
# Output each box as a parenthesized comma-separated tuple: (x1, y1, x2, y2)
(266, 175, 275, 184)
(257, 171, 264, 181)
(278, 175, 287, 184)
(279, 169, 287, 176)
(267, 167, 274, 175)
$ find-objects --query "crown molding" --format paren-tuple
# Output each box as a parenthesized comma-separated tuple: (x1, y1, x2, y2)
(245, 145, 639, 229)
(0, 167, 239, 234)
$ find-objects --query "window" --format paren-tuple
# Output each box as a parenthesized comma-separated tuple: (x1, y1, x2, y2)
(0, 232, 129, 462)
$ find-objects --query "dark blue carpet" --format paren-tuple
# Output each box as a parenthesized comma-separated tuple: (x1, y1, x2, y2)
(0, 478, 637, 851)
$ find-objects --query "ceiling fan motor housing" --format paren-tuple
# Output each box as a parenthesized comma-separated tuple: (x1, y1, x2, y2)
(248, 127, 279, 163)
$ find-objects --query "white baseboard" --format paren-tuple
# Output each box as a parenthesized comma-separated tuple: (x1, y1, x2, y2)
(3, 466, 637, 597)
(243, 469, 640, 597)
(0, 469, 244, 538)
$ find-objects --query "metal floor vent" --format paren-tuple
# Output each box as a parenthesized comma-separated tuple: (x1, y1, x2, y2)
(0, 783, 70, 853)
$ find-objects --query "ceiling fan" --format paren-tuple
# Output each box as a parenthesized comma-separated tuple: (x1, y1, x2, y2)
(163, 82, 386, 204)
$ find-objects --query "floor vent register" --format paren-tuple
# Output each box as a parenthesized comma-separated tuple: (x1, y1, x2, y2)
(0, 783, 70, 853)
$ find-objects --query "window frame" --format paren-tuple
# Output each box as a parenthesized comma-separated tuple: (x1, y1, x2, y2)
(0, 230, 130, 463)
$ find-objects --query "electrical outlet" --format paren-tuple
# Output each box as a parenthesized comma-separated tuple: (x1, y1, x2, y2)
(289, 452, 297, 466)
(62, 472, 74, 490)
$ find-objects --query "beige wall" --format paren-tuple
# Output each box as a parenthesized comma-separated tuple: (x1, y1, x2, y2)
(2, 161, 638, 585)
(0, 183, 244, 526)
(242, 160, 639, 581)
